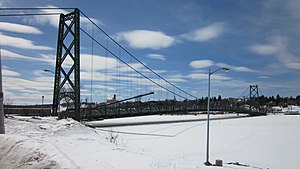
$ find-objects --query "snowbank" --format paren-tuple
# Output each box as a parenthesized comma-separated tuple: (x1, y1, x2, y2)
(1, 116, 101, 169)
(0, 135, 58, 169)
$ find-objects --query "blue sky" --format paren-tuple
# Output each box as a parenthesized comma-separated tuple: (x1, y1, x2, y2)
(0, 0, 300, 105)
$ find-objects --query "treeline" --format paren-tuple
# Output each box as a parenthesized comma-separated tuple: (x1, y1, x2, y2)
(194, 95, 300, 107)
(258, 95, 300, 107)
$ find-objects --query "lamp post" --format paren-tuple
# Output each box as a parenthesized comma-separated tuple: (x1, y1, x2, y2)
(44, 69, 60, 117)
(205, 67, 229, 166)
(41, 95, 44, 114)
(0, 45, 5, 134)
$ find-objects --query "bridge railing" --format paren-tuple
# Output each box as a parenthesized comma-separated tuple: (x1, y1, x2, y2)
(80, 100, 264, 120)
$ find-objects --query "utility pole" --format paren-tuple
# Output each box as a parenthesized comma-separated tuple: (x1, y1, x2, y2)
(0, 46, 5, 134)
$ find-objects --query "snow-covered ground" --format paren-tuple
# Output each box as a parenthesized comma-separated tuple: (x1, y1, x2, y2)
(272, 105, 300, 114)
(1, 113, 300, 169)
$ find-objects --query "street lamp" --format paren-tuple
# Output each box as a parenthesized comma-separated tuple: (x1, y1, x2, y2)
(44, 69, 61, 117)
(205, 67, 229, 166)
(44, 69, 58, 76)
(0, 45, 5, 134)
(41, 95, 44, 114)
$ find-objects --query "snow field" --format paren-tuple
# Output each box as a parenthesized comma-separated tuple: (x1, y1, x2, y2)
(1, 114, 300, 169)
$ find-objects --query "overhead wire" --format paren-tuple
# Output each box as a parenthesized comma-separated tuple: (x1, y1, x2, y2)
(0, 7, 76, 17)
(0, 7, 76, 10)
(0, 13, 62, 17)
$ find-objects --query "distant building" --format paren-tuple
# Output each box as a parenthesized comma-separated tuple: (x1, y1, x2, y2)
(107, 94, 118, 107)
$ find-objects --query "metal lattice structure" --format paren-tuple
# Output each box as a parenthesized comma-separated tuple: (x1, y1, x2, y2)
(249, 85, 260, 112)
(52, 8, 80, 120)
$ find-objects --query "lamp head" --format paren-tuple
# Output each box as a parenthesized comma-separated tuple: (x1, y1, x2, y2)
(222, 68, 229, 72)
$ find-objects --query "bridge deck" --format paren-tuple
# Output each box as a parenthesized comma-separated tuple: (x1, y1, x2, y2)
(80, 102, 266, 120)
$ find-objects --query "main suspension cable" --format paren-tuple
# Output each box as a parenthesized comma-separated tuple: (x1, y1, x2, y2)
(237, 87, 249, 99)
(80, 28, 189, 100)
(80, 11, 198, 100)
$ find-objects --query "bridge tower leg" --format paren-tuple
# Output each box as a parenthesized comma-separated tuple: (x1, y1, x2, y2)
(249, 85, 260, 112)
(52, 9, 80, 120)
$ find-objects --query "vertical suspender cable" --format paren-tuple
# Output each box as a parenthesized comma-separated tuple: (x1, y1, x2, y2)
(118, 47, 121, 100)
(80, 11, 197, 100)
(105, 37, 108, 101)
(90, 24, 94, 103)
(80, 28, 190, 100)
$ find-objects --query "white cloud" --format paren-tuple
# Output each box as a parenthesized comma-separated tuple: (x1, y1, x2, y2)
(146, 54, 166, 60)
(233, 66, 256, 72)
(190, 60, 256, 73)
(59, 54, 119, 72)
(248, 44, 278, 55)
(119, 62, 146, 73)
(182, 22, 226, 42)
(258, 76, 270, 79)
(3, 75, 54, 104)
(24, 6, 66, 28)
(0, 0, 9, 7)
(81, 17, 103, 30)
(24, 5, 102, 28)
(215, 63, 256, 73)
(0, 33, 52, 50)
(286, 62, 300, 70)
(0, 22, 42, 34)
(166, 74, 187, 83)
(187, 73, 231, 80)
(1, 49, 53, 63)
(117, 30, 176, 49)
(81, 54, 118, 71)
(189, 60, 213, 69)
(2, 69, 20, 77)
(249, 35, 300, 70)
(81, 71, 115, 81)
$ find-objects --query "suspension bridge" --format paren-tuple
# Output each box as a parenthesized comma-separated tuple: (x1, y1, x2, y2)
(1, 8, 266, 120)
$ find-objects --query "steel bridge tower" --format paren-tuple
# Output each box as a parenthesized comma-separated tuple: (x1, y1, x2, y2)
(52, 9, 80, 120)
(249, 85, 260, 112)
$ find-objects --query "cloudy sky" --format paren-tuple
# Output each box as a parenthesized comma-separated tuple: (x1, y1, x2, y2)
(1, 0, 300, 105)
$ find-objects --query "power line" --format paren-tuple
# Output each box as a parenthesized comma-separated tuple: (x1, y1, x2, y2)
(0, 7, 75, 17)
(79, 10, 198, 100)
(0, 7, 75, 10)
(0, 13, 62, 17)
